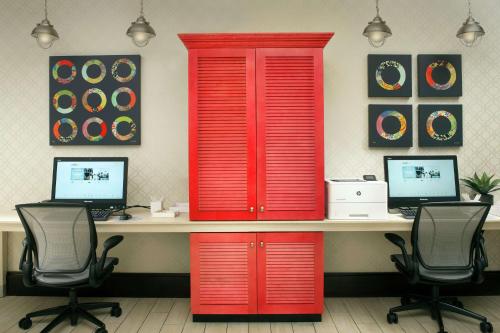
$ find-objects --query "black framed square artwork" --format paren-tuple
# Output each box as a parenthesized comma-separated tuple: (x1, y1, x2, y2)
(369, 105, 413, 147)
(49, 55, 141, 145)
(418, 105, 463, 147)
(368, 54, 412, 97)
(418, 54, 462, 97)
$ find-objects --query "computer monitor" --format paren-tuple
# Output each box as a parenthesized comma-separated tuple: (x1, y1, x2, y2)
(384, 155, 460, 209)
(51, 157, 128, 209)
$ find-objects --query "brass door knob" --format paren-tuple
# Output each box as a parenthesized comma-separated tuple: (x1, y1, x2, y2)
(260, 241, 264, 248)
(249, 207, 254, 213)
(259, 206, 265, 212)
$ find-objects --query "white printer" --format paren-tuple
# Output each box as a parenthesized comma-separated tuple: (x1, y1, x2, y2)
(325, 179, 388, 220)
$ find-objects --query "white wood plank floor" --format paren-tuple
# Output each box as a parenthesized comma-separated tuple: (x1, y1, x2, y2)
(0, 296, 498, 333)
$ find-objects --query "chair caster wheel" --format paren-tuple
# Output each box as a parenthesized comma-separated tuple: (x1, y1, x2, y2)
(387, 312, 398, 324)
(401, 296, 411, 306)
(95, 327, 108, 333)
(111, 305, 122, 317)
(480, 321, 493, 333)
(19, 317, 32, 330)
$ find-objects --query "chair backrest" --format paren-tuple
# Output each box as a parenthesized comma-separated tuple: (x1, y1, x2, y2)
(412, 202, 490, 270)
(16, 203, 97, 273)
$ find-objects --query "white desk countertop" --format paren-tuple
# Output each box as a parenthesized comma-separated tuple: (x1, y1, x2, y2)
(0, 208, 498, 298)
(0, 209, 499, 233)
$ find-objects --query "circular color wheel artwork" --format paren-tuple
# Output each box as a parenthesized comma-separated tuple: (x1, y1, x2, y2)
(376, 110, 407, 140)
(112, 116, 136, 141)
(111, 87, 137, 111)
(52, 60, 77, 84)
(375, 60, 406, 91)
(53, 118, 78, 143)
(426, 110, 457, 141)
(53, 90, 77, 114)
(425, 60, 457, 90)
(82, 88, 107, 113)
(111, 58, 137, 83)
(82, 117, 107, 142)
(82, 59, 106, 84)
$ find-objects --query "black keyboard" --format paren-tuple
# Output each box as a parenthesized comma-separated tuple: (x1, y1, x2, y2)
(400, 208, 417, 219)
(91, 209, 112, 221)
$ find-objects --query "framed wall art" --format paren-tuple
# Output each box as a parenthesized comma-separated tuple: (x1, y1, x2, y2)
(49, 55, 141, 145)
(368, 54, 412, 97)
(418, 105, 463, 147)
(418, 54, 462, 97)
(368, 104, 413, 147)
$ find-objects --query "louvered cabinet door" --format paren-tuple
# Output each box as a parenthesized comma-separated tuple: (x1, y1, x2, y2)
(256, 49, 325, 220)
(190, 233, 258, 314)
(256, 232, 324, 314)
(189, 49, 257, 220)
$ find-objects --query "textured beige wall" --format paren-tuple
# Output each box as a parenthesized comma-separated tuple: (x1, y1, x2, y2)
(1, 0, 499, 273)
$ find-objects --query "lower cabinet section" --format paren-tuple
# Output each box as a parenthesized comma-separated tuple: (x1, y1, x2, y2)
(190, 233, 257, 315)
(190, 232, 324, 317)
(256, 232, 324, 315)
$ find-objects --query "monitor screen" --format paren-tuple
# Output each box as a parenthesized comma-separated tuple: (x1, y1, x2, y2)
(52, 157, 128, 207)
(384, 156, 460, 208)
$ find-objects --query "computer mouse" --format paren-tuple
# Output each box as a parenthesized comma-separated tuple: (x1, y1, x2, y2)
(119, 213, 132, 220)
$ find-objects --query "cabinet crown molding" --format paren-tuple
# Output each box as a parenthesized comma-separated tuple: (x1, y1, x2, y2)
(179, 32, 334, 49)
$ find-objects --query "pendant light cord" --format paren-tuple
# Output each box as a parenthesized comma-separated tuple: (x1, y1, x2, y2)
(467, 0, 472, 17)
(140, 0, 144, 16)
(44, 0, 48, 20)
(375, 0, 380, 16)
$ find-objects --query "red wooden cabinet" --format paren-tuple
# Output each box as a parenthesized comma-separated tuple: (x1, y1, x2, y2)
(190, 233, 257, 314)
(180, 33, 333, 221)
(190, 232, 323, 315)
(257, 232, 323, 314)
(188, 49, 257, 221)
(256, 49, 325, 220)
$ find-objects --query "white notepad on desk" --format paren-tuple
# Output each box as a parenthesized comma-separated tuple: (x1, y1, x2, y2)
(151, 210, 178, 218)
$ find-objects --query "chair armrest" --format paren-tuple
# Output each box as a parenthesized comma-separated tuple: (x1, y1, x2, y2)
(385, 233, 405, 248)
(97, 235, 124, 273)
(18, 238, 28, 270)
(19, 238, 35, 286)
(470, 232, 489, 284)
(385, 233, 411, 268)
(103, 235, 124, 251)
(476, 232, 488, 268)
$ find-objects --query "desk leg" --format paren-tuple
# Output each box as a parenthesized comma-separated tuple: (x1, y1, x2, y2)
(0, 232, 7, 297)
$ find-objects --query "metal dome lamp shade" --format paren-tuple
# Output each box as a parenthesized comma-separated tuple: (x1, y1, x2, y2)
(31, 0, 59, 49)
(457, 0, 485, 47)
(127, 0, 156, 47)
(363, 0, 392, 48)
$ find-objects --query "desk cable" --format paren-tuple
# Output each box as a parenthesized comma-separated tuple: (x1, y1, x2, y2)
(112, 205, 151, 220)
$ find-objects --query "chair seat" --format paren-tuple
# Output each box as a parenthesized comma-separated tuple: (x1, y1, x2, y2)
(34, 257, 118, 287)
(391, 254, 473, 283)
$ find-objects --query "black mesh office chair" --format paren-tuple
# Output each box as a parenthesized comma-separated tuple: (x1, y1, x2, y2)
(15, 202, 124, 333)
(385, 202, 492, 333)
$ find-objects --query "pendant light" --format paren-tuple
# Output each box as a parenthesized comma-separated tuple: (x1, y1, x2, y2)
(127, 0, 156, 47)
(31, 0, 59, 49)
(457, 0, 485, 47)
(362, 0, 392, 48)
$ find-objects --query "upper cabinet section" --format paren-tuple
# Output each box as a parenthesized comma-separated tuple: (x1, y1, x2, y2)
(180, 33, 333, 221)
(256, 48, 325, 220)
(188, 49, 257, 221)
